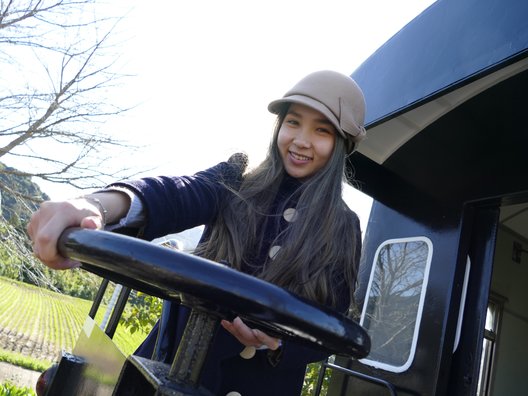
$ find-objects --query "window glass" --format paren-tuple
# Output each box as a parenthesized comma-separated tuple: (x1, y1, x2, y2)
(477, 294, 504, 396)
(360, 237, 433, 372)
(484, 302, 497, 332)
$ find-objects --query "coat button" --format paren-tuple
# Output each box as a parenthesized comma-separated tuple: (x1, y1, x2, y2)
(283, 207, 298, 222)
(240, 346, 256, 359)
(226, 392, 242, 396)
(269, 245, 281, 259)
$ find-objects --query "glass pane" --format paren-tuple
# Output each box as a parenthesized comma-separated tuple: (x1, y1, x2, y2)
(361, 238, 432, 371)
(485, 302, 497, 332)
(477, 338, 493, 395)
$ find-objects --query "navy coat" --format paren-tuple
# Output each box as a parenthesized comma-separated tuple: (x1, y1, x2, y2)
(110, 158, 361, 395)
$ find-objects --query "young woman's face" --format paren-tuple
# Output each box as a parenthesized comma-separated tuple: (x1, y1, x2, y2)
(277, 103, 336, 180)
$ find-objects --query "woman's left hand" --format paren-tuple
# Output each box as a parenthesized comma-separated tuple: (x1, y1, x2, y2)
(221, 316, 281, 350)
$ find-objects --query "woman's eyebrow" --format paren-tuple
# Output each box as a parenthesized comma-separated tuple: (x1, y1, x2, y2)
(287, 110, 330, 123)
(286, 110, 302, 118)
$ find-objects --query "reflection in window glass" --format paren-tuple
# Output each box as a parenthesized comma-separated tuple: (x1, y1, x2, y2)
(360, 237, 432, 372)
(484, 304, 497, 331)
(477, 295, 504, 396)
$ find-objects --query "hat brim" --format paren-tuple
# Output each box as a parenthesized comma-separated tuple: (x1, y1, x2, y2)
(268, 95, 346, 140)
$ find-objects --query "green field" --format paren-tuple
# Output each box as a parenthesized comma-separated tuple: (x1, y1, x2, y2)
(0, 277, 328, 395)
(0, 276, 147, 369)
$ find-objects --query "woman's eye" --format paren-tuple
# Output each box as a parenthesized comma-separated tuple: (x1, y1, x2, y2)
(285, 119, 299, 126)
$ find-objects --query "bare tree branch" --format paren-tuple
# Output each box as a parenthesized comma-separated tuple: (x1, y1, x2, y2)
(0, 0, 138, 197)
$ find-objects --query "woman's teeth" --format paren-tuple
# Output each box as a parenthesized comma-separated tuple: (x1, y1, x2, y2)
(291, 152, 311, 161)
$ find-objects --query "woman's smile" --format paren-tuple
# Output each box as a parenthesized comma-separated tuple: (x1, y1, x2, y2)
(289, 150, 313, 162)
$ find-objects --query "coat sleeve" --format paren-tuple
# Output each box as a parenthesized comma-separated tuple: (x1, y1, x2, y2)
(108, 159, 244, 241)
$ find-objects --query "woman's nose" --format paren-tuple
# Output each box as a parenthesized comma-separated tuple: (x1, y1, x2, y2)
(293, 128, 311, 148)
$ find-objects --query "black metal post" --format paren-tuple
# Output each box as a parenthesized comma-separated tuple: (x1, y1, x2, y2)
(105, 286, 131, 339)
(88, 278, 109, 319)
(168, 309, 219, 388)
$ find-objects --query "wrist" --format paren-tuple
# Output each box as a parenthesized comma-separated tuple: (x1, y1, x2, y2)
(83, 196, 108, 226)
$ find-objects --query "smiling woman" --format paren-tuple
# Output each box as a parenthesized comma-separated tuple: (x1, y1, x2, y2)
(19, 1, 439, 394)
(277, 104, 337, 180)
(28, 69, 369, 395)
(270, 70, 366, 180)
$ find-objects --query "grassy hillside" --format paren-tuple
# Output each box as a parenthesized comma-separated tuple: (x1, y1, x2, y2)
(0, 277, 329, 395)
(0, 276, 147, 368)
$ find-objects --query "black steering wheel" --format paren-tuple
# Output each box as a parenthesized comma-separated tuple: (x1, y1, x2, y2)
(58, 228, 370, 359)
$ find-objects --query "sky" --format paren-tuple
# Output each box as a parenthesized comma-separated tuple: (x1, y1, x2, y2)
(39, 0, 436, 231)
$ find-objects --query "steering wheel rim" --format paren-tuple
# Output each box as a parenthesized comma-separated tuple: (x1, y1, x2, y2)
(58, 228, 370, 359)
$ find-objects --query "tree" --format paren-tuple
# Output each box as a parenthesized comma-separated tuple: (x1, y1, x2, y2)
(0, 165, 104, 298)
(120, 291, 162, 335)
(0, 0, 137, 198)
(0, 1, 139, 293)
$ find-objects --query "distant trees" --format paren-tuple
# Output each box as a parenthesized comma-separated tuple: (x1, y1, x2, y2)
(0, 162, 48, 224)
(0, 0, 135, 198)
(0, 164, 101, 298)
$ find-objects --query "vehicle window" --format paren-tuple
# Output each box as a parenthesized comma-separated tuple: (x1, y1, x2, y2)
(359, 237, 433, 372)
(477, 293, 505, 396)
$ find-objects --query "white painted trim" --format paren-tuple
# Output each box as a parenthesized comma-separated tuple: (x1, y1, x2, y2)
(358, 57, 528, 165)
(359, 236, 433, 373)
(453, 256, 471, 353)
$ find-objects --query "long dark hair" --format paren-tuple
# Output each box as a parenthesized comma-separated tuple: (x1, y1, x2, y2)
(196, 108, 361, 310)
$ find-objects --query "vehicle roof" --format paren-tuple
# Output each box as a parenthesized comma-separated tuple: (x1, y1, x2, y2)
(348, 0, 528, 212)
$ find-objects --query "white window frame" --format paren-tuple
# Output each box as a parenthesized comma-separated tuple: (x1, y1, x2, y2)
(359, 236, 433, 373)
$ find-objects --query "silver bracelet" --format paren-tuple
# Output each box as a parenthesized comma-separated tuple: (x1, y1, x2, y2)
(84, 196, 108, 226)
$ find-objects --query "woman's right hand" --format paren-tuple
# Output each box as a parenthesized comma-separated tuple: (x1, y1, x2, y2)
(27, 198, 106, 270)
